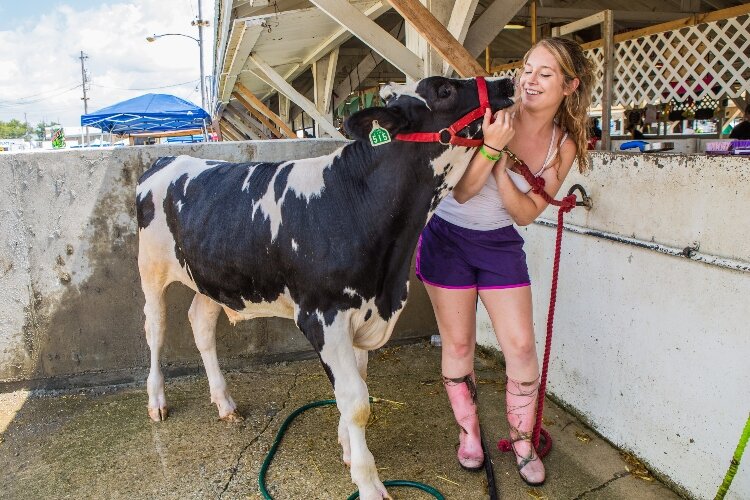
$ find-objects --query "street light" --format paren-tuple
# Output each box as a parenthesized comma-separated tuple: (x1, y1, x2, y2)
(146, 32, 206, 111)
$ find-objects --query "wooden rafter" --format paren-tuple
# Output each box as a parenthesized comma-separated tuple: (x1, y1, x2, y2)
(248, 52, 344, 138)
(388, 0, 486, 77)
(227, 100, 275, 138)
(442, 0, 480, 76)
(232, 90, 284, 138)
(235, 82, 296, 137)
(308, 0, 423, 81)
(224, 110, 260, 140)
(225, 104, 267, 139)
(464, 0, 528, 58)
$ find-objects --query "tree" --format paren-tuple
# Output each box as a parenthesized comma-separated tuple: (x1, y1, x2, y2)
(0, 119, 32, 139)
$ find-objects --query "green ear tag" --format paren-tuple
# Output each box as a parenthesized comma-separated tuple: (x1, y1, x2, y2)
(369, 120, 391, 146)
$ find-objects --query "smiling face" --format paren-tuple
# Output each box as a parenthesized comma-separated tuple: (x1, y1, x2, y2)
(519, 46, 576, 112)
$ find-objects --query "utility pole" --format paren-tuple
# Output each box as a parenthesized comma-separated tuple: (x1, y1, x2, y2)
(193, 0, 207, 112)
(79, 51, 90, 145)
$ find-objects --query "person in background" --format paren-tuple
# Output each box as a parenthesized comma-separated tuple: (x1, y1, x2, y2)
(588, 117, 602, 150)
(417, 37, 593, 487)
(729, 104, 750, 139)
(626, 110, 645, 139)
(589, 117, 602, 139)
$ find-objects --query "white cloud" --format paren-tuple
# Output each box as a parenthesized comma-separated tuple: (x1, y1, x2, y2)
(0, 0, 214, 126)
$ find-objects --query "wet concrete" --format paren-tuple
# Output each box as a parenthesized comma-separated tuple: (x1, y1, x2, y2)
(0, 343, 682, 499)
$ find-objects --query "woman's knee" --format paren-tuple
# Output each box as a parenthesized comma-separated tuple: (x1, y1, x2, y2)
(442, 337, 475, 360)
(504, 336, 537, 361)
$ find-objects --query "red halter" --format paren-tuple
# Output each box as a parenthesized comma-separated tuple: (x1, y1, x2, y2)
(394, 77, 490, 147)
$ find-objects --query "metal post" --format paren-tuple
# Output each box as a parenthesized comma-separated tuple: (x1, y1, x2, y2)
(197, 0, 206, 112)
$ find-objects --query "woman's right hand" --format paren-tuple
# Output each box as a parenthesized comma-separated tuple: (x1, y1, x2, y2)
(482, 108, 515, 153)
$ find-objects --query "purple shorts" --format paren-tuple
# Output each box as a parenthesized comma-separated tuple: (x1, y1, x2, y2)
(416, 215, 530, 290)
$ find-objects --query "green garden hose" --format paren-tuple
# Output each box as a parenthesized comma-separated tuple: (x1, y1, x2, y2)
(258, 398, 445, 500)
(714, 412, 750, 500)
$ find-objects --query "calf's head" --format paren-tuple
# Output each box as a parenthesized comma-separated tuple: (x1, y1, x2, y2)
(345, 76, 516, 210)
(345, 76, 516, 144)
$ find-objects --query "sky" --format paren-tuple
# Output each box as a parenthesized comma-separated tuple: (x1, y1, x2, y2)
(0, 0, 215, 127)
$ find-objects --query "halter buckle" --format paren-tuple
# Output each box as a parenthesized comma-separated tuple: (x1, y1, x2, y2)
(438, 128, 453, 145)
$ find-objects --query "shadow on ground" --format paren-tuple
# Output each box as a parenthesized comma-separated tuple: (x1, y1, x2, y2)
(0, 343, 680, 499)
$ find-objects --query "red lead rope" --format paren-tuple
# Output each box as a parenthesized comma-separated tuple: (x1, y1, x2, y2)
(497, 148, 576, 459)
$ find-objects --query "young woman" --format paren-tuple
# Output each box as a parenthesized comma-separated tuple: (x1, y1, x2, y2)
(416, 37, 594, 485)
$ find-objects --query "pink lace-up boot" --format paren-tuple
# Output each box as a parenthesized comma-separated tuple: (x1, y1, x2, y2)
(443, 373, 484, 471)
(506, 376, 545, 485)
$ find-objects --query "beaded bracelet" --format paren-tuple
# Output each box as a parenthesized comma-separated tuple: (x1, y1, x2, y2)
(479, 145, 502, 162)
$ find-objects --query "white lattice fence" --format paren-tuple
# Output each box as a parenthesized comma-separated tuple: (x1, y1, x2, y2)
(493, 13, 750, 109)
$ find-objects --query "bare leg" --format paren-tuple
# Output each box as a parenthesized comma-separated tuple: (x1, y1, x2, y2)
(479, 286, 545, 484)
(188, 293, 241, 421)
(424, 284, 484, 469)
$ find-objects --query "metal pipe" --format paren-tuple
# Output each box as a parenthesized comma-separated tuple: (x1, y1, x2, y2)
(534, 218, 750, 274)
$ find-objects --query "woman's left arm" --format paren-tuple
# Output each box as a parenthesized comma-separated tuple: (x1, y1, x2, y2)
(493, 139, 578, 226)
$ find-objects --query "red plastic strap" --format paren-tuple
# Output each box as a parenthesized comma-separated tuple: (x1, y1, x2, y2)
(395, 77, 489, 147)
(497, 155, 576, 460)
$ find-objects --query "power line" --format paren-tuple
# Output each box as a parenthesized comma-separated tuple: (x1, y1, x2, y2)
(90, 79, 199, 91)
(0, 84, 82, 108)
(0, 83, 82, 105)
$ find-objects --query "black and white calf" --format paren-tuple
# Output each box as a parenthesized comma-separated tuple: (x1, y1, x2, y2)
(135, 76, 515, 499)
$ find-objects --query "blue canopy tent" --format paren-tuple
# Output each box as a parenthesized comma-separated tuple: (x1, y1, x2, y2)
(80, 93, 210, 136)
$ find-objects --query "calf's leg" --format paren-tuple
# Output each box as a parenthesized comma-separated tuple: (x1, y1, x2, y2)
(299, 311, 389, 500)
(188, 294, 241, 421)
(141, 274, 169, 422)
(339, 346, 369, 465)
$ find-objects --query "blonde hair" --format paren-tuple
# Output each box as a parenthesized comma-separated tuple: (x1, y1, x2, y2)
(521, 37, 594, 172)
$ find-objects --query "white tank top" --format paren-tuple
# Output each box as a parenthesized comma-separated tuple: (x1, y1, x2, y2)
(435, 127, 567, 230)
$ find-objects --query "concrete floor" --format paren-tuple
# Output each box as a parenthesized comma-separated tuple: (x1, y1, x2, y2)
(0, 343, 682, 499)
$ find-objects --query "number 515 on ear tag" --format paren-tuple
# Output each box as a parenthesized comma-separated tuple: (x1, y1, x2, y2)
(369, 120, 391, 146)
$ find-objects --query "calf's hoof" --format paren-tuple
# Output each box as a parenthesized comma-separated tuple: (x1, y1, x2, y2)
(219, 410, 244, 423)
(148, 406, 169, 422)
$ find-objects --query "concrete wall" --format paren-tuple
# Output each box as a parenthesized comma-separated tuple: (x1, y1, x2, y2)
(0, 140, 437, 389)
(477, 152, 749, 500)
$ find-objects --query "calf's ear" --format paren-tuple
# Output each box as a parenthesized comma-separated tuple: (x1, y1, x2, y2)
(344, 107, 407, 141)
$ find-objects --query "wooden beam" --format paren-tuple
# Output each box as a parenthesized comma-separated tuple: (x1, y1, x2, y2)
(314, 48, 339, 116)
(464, 0, 528, 58)
(226, 102, 269, 138)
(247, 52, 344, 138)
(442, 0, 480, 76)
(530, 0, 537, 45)
(601, 10, 614, 152)
(308, 0, 423, 80)
(224, 109, 262, 140)
(228, 100, 274, 138)
(220, 120, 244, 141)
(218, 125, 235, 142)
(232, 89, 284, 138)
(332, 22, 403, 110)
(302, 2, 390, 67)
(219, 19, 264, 103)
(235, 82, 296, 137)
(313, 48, 339, 137)
(278, 94, 291, 128)
(388, 0, 486, 77)
(516, 6, 697, 23)
(552, 11, 606, 37)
